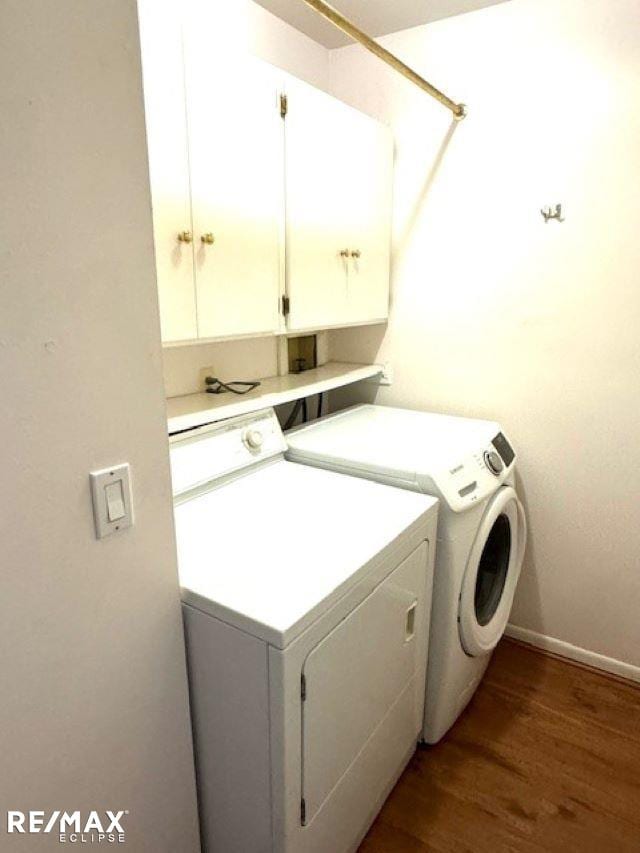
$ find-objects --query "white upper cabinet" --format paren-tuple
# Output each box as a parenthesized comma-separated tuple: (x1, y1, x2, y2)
(284, 78, 353, 333)
(284, 77, 393, 333)
(183, 42, 284, 339)
(341, 107, 394, 326)
(139, 5, 393, 344)
(138, 0, 197, 343)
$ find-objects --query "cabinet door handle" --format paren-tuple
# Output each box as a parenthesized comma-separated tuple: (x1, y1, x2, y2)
(177, 231, 193, 244)
(351, 249, 361, 259)
(339, 249, 350, 258)
(201, 233, 215, 245)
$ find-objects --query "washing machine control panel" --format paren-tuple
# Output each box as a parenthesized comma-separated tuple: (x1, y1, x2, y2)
(429, 432, 517, 512)
(491, 431, 515, 467)
(484, 450, 504, 475)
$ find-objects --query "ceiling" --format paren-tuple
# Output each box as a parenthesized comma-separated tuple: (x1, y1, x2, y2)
(253, 0, 510, 48)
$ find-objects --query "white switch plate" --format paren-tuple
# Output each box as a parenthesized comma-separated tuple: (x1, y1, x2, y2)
(90, 464, 133, 539)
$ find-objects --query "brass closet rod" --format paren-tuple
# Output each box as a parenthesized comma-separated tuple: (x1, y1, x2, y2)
(299, 0, 467, 120)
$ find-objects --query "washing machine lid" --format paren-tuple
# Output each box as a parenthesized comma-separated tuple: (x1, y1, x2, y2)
(286, 405, 515, 512)
(174, 459, 437, 649)
(458, 486, 527, 656)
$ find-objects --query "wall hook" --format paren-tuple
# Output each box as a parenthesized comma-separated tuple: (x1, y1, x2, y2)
(541, 203, 564, 223)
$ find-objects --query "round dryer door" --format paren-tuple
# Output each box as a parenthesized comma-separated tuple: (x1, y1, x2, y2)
(458, 486, 527, 657)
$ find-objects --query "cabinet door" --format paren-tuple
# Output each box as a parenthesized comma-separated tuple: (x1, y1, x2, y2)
(184, 46, 284, 340)
(284, 78, 354, 332)
(344, 112, 393, 324)
(285, 79, 392, 332)
(138, 1, 197, 343)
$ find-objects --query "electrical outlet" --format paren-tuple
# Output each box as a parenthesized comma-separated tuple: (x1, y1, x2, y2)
(199, 365, 215, 390)
(365, 363, 393, 387)
(379, 363, 393, 386)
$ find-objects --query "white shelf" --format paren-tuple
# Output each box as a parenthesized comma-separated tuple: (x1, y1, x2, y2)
(166, 361, 382, 433)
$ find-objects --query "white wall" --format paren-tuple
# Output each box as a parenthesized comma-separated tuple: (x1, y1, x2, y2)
(0, 1, 200, 848)
(249, 1, 330, 91)
(328, 0, 640, 674)
(161, 0, 331, 399)
(163, 337, 279, 398)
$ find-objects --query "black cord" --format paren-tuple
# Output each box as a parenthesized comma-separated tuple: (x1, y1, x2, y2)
(205, 377, 261, 396)
(283, 398, 303, 431)
(283, 393, 322, 432)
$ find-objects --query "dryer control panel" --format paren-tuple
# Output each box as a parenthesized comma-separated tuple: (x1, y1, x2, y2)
(427, 431, 517, 513)
(170, 408, 286, 500)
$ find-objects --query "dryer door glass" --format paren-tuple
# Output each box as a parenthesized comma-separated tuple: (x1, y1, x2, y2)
(474, 513, 511, 626)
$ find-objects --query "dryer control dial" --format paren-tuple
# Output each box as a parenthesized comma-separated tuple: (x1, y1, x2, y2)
(243, 428, 264, 451)
(484, 450, 504, 475)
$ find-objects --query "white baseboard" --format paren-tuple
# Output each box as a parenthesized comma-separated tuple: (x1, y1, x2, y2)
(505, 624, 640, 685)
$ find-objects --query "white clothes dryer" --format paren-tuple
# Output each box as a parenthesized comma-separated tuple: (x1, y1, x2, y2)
(170, 408, 439, 851)
(286, 404, 527, 744)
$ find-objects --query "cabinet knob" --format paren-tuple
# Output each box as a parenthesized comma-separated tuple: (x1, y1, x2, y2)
(201, 233, 215, 245)
(351, 249, 362, 259)
(177, 231, 193, 244)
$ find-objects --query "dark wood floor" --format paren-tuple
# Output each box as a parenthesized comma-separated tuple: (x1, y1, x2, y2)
(359, 639, 640, 852)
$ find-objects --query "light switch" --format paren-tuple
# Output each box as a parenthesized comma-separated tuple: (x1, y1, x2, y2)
(90, 464, 133, 539)
(105, 480, 125, 522)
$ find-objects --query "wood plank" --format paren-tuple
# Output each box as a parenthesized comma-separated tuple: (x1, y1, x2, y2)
(359, 639, 640, 852)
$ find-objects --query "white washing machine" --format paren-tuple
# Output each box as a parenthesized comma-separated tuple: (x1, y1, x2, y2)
(286, 404, 527, 744)
(169, 408, 439, 852)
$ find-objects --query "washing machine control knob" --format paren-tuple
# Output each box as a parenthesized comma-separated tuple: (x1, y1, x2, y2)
(484, 450, 504, 475)
(243, 429, 264, 451)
